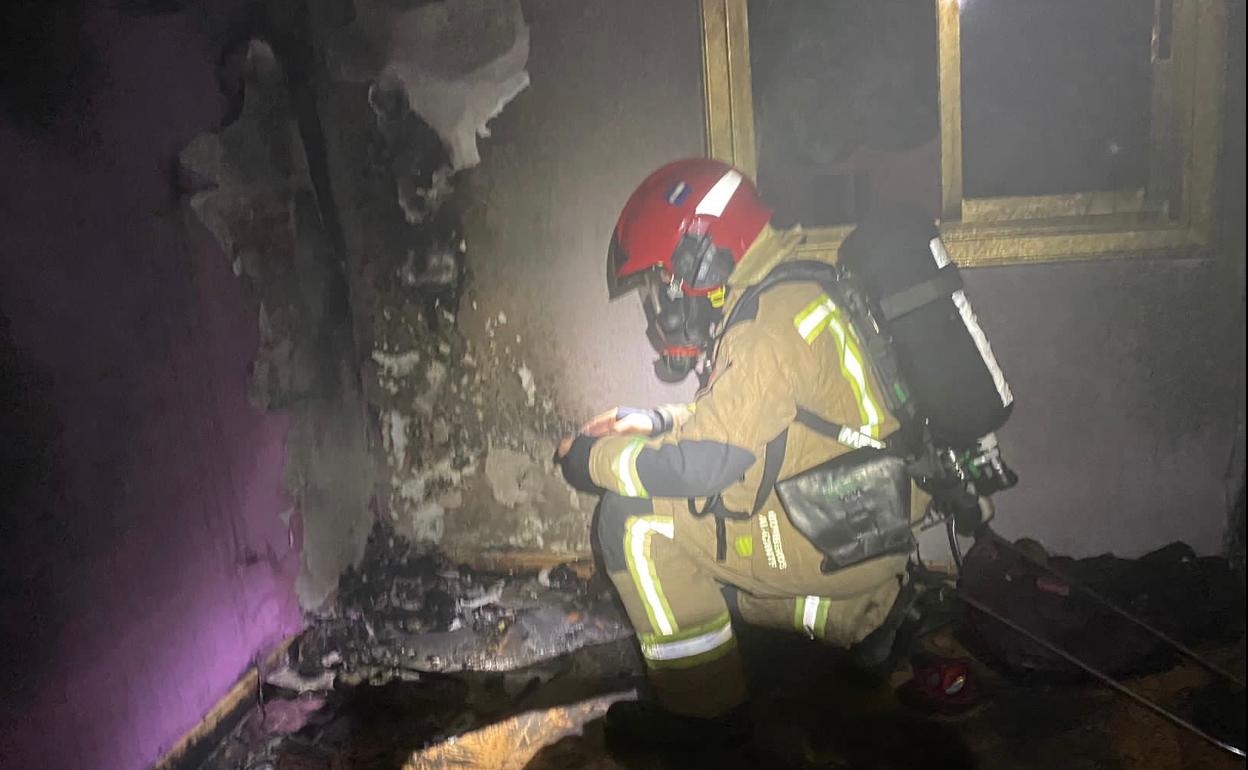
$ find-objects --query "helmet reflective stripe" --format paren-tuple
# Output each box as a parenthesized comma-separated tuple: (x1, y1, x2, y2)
(666, 181, 690, 205)
(613, 438, 649, 498)
(611, 160, 771, 283)
(639, 614, 733, 663)
(694, 169, 743, 217)
(624, 515, 677, 636)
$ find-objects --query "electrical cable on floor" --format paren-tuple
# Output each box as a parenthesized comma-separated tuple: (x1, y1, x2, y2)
(912, 511, 1244, 757)
(957, 590, 1246, 759)
(980, 526, 1245, 690)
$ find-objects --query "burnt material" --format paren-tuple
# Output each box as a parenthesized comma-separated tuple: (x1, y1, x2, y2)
(366, 71, 466, 330)
(294, 525, 632, 683)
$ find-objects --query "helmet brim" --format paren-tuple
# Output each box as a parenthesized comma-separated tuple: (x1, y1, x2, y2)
(607, 232, 656, 300)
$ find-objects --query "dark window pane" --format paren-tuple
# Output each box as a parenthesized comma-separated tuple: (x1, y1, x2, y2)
(748, 0, 941, 228)
(961, 0, 1155, 199)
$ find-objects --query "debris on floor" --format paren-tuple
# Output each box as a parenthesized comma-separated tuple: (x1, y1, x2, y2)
(197, 633, 641, 770)
(959, 537, 1246, 680)
(194, 523, 639, 769)
(290, 524, 632, 685)
(403, 692, 633, 770)
(193, 528, 1244, 770)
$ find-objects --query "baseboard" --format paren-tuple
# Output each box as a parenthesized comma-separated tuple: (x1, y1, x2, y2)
(149, 635, 297, 770)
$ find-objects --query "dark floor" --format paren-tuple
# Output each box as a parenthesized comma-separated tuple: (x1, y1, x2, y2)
(196, 620, 1245, 770)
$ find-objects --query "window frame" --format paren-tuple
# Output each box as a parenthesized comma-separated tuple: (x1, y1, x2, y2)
(700, 0, 1229, 267)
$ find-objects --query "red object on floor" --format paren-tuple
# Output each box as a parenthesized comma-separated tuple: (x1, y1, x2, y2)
(898, 653, 979, 715)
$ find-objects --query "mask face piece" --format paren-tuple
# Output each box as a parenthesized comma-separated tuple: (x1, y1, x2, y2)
(671, 233, 735, 293)
(640, 272, 722, 384)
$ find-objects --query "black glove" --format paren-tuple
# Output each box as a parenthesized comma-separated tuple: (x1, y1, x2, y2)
(559, 434, 602, 493)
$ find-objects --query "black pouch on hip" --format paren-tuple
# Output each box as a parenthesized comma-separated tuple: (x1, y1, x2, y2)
(775, 448, 913, 573)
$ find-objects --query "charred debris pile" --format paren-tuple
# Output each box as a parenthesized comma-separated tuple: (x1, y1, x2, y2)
(285, 525, 633, 688)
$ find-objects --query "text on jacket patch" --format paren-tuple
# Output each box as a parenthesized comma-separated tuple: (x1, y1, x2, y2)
(760, 510, 788, 570)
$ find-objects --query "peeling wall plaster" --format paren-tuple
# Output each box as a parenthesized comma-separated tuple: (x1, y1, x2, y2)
(325, 0, 530, 171)
(179, 32, 376, 610)
(307, 0, 592, 560)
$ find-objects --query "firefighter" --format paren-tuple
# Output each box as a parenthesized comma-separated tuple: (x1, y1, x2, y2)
(557, 158, 918, 750)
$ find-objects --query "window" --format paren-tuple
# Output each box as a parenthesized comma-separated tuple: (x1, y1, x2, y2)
(701, 0, 1229, 266)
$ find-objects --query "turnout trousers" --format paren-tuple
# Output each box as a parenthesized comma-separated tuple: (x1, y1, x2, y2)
(596, 491, 909, 718)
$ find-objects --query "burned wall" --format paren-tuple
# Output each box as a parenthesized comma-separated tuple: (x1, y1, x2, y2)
(224, 0, 1241, 579)
(292, 0, 703, 562)
(308, 0, 705, 560)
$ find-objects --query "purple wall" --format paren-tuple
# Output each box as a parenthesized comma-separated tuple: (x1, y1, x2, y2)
(0, 6, 302, 770)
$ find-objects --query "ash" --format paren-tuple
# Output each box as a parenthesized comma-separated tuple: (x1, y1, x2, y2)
(292, 525, 632, 687)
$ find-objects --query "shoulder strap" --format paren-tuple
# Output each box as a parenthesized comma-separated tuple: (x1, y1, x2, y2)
(723, 261, 914, 418)
(750, 411, 854, 517)
(752, 429, 790, 516)
(721, 261, 842, 335)
(794, 406, 847, 440)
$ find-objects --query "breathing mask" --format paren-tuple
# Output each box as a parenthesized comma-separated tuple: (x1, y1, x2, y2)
(638, 234, 734, 384)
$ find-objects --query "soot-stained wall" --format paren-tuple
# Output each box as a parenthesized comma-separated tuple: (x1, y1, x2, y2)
(459, 0, 706, 418)
(461, 0, 1244, 559)
(0, 6, 302, 770)
(306, 0, 706, 559)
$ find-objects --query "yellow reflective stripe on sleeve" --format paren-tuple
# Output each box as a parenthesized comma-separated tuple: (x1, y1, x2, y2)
(825, 312, 884, 440)
(795, 295, 887, 445)
(794, 597, 806, 634)
(613, 438, 649, 498)
(794, 295, 836, 343)
(815, 597, 831, 639)
(801, 595, 821, 638)
(624, 515, 677, 636)
(795, 596, 832, 640)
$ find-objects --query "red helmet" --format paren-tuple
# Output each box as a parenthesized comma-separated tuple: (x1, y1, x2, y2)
(609, 159, 772, 298)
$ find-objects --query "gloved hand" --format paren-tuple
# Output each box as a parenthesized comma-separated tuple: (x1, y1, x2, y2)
(556, 406, 664, 491)
(579, 406, 659, 438)
(556, 434, 599, 493)
(556, 404, 689, 470)
(556, 407, 655, 461)
(654, 402, 695, 432)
